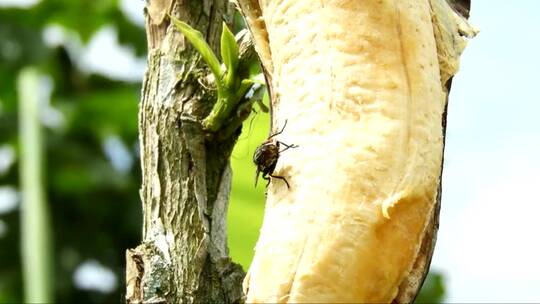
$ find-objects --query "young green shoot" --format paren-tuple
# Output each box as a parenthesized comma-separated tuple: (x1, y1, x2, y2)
(170, 15, 264, 133)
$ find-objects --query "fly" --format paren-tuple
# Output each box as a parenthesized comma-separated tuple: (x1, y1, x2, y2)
(253, 120, 297, 188)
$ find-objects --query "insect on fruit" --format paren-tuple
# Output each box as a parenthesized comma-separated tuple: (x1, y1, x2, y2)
(253, 120, 298, 188)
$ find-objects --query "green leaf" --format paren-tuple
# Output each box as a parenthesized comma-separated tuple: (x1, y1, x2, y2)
(220, 22, 239, 87)
(249, 73, 266, 85)
(415, 272, 446, 303)
(170, 15, 222, 85)
(236, 79, 255, 100)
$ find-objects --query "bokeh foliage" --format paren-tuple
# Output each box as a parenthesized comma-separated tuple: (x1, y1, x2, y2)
(0, 1, 143, 302)
(0, 1, 445, 303)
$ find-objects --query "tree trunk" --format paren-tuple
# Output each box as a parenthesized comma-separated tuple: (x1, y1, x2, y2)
(125, 1, 244, 303)
(126, 0, 475, 303)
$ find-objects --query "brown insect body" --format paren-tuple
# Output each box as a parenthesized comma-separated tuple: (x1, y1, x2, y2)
(253, 121, 297, 188)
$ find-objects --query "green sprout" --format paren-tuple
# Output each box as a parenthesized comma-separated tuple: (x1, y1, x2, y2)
(170, 16, 261, 133)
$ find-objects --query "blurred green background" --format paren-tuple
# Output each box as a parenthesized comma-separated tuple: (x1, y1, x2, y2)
(0, 1, 443, 303)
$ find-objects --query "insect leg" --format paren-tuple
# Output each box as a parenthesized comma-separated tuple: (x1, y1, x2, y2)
(276, 141, 298, 153)
(255, 168, 261, 187)
(268, 120, 288, 139)
(262, 172, 272, 187)
(269, 174, 290, 189)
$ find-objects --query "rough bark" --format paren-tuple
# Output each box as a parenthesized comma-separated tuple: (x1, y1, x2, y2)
(125, 1, 245, 303)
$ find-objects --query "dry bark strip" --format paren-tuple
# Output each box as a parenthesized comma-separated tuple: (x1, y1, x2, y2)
(394, 2, 473, 302)
(236, 0, 475, 302)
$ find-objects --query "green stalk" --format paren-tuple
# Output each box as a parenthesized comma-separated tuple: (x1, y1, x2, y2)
(18, 68, 54, 303)
(203, 79, 255, 132)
